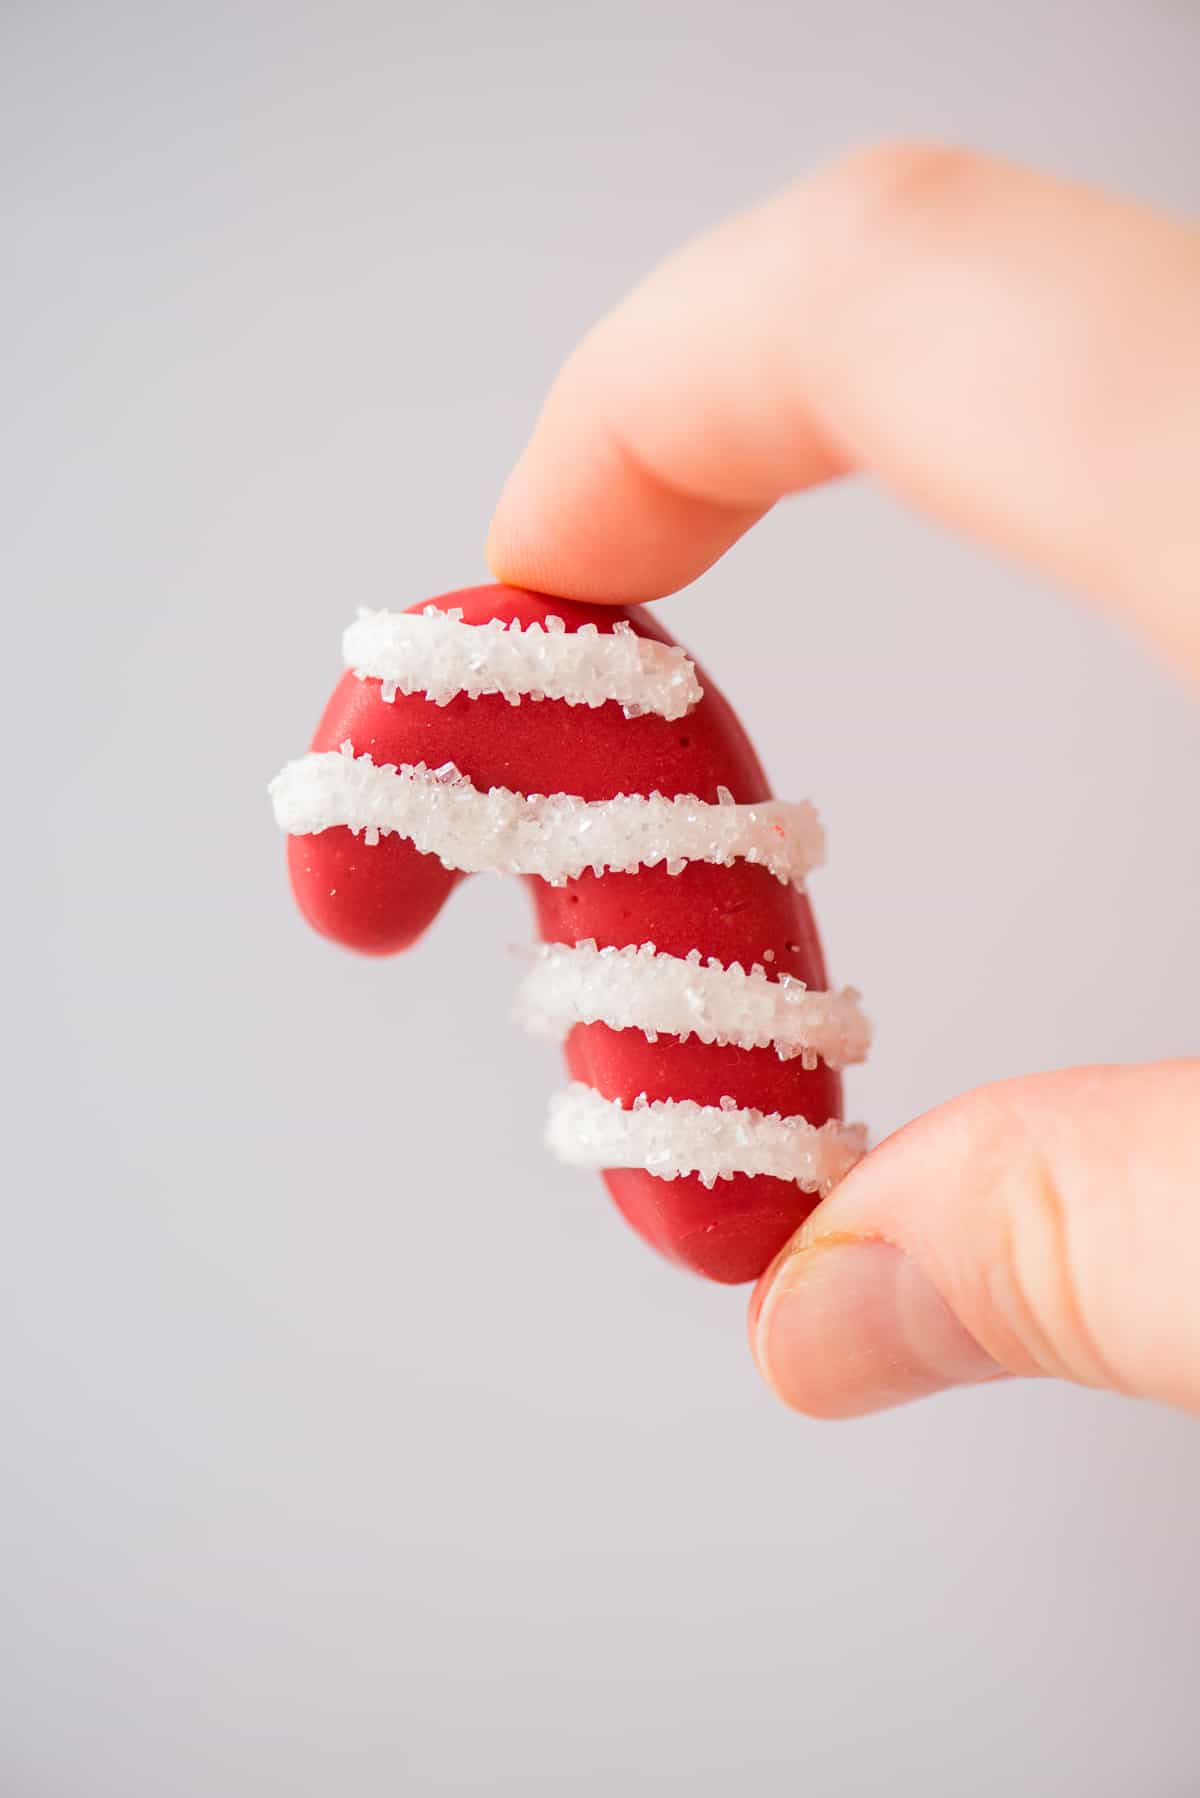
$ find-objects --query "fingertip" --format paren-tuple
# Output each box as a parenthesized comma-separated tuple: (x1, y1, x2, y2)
(752, 1235, 1003, 1419)
(747, 1231, 794, 1346)
(488, 437, 764, 604)
(484, 477, 561, 598)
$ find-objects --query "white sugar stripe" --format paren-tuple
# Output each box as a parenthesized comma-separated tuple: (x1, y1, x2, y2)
(545, 1084, 867, 1194)
(516, 940, 870, 1069)
(269, 746, 825, 888)
(343, 606, 704, 721)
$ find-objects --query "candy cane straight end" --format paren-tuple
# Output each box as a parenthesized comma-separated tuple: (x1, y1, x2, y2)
(272, 583, 868, 1284)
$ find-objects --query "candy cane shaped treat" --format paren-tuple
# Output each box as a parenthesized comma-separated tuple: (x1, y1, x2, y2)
(271, 585, 868, 1284)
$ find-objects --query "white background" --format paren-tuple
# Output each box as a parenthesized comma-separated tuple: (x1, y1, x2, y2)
(4, 2, 1200, 1791)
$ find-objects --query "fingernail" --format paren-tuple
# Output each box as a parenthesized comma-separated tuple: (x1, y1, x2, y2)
(753, 1237, 1002, 1417)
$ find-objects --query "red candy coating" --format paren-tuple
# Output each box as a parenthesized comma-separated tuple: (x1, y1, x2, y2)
(286, 585, 842, 1284)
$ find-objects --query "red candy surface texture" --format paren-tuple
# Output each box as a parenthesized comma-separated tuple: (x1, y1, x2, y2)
(271, 585, 867, 1284)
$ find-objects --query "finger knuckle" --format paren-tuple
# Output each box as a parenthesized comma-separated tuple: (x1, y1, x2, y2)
(985, 1093, 1123, 1390)
(773, 140, 991, 418)
(830, 139, 987, 241)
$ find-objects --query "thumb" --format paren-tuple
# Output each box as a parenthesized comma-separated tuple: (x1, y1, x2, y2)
(750, 1061, 1200, 1417)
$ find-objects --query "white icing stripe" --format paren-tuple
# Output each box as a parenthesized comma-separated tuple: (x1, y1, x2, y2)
(343, 606, 704, 721)
(545, 1084, 866, 1193)
(269, 746, 825, 888)
(516, 940, 870, 1069)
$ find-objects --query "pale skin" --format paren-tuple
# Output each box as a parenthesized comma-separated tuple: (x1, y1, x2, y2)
(487, 143, 1200, 1418)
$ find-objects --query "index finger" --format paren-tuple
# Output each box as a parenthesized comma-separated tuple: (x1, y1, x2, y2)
(487, 143, 1200, 681)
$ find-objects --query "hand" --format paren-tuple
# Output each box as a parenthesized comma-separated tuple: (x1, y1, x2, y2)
(487, 143, 1200, 1418)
